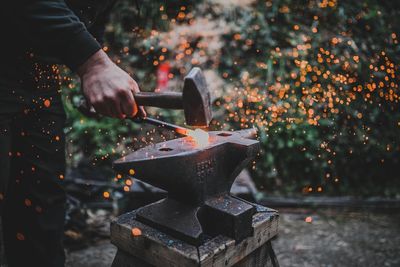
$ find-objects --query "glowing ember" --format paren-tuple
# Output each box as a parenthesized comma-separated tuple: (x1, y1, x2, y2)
(131, 227, 142, 237)
(43, 99, 51, 108)
(24, 199, 32, 207)
(187, 129, 209, 148)
(16, 233, 25, 241)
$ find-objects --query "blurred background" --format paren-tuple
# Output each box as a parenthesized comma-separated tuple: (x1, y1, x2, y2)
(61, 0, 400, 266)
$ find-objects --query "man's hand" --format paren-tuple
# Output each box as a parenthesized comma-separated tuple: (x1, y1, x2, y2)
(77, 49, 145, 118)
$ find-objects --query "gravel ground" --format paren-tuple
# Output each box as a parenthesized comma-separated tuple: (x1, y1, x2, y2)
(275, 209, 400, 267)
(66, 241, 116, 267)
(66, 209, 400, 267)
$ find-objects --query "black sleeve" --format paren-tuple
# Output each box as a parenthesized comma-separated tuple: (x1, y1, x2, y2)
(10, 0, 102, 71)
(89, 1, 117, 45)
(90, 19, 108, 45)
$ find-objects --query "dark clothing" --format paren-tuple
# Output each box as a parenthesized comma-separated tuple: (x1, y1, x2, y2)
(0, 0, 116, 71)
(0, 1, 116, 266)
(0, 73, 67, 266)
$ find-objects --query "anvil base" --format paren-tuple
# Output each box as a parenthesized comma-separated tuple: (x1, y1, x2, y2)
(136, 196, 256, 246)
(110, 203, 279, 267)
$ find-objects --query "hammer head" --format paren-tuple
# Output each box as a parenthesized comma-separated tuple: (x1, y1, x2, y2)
(182, 68, 212, 127)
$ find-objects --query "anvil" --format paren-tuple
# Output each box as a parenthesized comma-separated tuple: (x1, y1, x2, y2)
(113, 129, 260, 245)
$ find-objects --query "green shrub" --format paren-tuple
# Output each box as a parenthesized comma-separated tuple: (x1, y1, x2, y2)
(213, 0, 400, 196)
(63, 0, 400, 196)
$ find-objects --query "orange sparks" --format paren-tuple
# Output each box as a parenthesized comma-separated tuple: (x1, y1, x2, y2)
(131, 227, 142, 237)
(43, 99, 51, 108)
(175, 127, 189, 136)
(24, 199, 32, 207)
(187, 129, 210, 148)
(103, 191, 110, 199)
(16, 233, 25, 241)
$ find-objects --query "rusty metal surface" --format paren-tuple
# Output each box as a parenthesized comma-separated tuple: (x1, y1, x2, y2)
(113, 129, 260, 245)
(114, 129, 259, 205)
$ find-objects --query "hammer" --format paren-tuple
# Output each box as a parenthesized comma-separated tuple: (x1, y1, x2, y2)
(134, 67, 212, 127)
(79, 67, 212, 128)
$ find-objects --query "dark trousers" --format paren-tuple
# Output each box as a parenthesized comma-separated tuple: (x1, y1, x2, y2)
(0, 65, 67, 266)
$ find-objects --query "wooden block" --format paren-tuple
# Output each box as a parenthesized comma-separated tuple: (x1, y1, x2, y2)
(235, 241, 275, 267)
(112, 249, 153, 267)
(198, 209, 279, 267)
(111, 212, 199, 267)
(112, 241, 276, 267)
(111, 206, 279, 267)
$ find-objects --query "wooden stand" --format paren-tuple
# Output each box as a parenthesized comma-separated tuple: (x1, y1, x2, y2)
(110, 205, 279, 267)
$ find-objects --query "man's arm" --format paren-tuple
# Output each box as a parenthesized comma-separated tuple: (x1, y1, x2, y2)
(77, 49, 142, 119)
(89, 1, 117, 46)
(10, 0, 143, 118)
(10, 0, 101, 70)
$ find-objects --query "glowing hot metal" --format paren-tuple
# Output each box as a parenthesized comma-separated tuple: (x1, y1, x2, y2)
(186, 128, 210, 148)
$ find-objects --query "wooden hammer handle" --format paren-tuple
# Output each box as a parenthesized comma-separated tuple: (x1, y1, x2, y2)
(134, 92, 183, 109)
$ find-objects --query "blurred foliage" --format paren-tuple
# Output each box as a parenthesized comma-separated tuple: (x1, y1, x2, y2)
(212, 0, 400, 197)
(63, 0, 400, 196)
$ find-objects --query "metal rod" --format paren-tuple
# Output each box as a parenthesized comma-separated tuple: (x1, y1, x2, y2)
(77, 98, 191, 137)
(132, 117, 190, 137)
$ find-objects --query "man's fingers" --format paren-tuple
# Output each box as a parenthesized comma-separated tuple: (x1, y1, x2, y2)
(103, 104, 116, 118)
(85, 76, 143, 119)
(131, 80, 141, 93)
(120, 91, 138, 117)
(138, 106, 147, 117)
(130, 80, 144, 117)
(92, 102, 107, 116)
(92, 97, 116, 118)
(113, 99, 124, 119)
